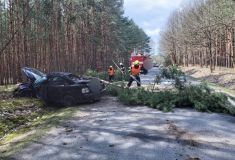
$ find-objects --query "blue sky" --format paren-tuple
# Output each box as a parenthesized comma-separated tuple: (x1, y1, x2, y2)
(124, 0, 184, 53)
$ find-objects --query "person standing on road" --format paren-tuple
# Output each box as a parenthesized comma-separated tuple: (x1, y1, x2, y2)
(127, 60, 141, 87)
(108, 66, 115, 82)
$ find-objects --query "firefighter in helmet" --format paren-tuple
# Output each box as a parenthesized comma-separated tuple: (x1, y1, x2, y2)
(127, 60, 141, 87)
(108, 66, 115, 82)
(119, 63, 125, 73)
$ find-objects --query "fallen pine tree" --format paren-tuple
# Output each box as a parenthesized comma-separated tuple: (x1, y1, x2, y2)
(105, 83, 235, 116)
(86, 66, 235, 115)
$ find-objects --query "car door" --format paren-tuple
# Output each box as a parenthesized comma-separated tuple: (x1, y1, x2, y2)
(46, 76, 71, 103)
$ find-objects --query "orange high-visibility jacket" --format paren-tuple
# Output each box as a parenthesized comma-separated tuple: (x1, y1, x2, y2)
(108, 68, 115, 76)
(131, 66, 140, 76)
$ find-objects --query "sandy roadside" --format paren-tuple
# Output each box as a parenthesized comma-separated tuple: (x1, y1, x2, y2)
(182, 66, 235, 90)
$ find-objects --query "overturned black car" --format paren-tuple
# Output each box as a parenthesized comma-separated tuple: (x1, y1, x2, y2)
(14, 67, 104, 106)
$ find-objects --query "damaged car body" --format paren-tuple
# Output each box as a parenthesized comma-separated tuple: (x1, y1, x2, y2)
(14, 67, 104, 106)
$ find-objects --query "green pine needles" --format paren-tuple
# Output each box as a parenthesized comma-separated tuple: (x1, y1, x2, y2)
(106, 83, 235, 115)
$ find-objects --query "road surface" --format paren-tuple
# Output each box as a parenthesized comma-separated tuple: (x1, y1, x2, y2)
(140, 67, 159, 85)
(10, 68, 235, 160)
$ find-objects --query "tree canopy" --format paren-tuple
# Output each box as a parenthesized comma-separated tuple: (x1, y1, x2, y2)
(0, 0, 151, 84)
(159, 0, 235, 71)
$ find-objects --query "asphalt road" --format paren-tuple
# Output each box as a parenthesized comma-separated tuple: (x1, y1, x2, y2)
(11, 68, 235, 160)
(140, 67, 159, 85)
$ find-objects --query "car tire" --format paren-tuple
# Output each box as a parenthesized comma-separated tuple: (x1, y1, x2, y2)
(88, 96, 101, 104)
(22, 90, 34, 97)
(62, 95, 75, 106)
(13, 89, 34, 97)
(13, 88, 20, 97)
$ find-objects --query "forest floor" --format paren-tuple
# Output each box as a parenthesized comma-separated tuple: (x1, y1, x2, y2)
(0, 86, 78, 158)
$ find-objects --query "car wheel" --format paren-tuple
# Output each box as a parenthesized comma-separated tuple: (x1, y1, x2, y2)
(14, 89, 33, 97)
(88, 96, 101, 103)
(62, 95, 75, 106)
(13, 88, 20, 97)
(22, 90, 34, 97)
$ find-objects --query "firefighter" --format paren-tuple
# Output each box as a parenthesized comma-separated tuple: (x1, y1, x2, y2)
(108, 66, 115, 82)
(127, 60, 141, 87)
(119, 63, 125, 73)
